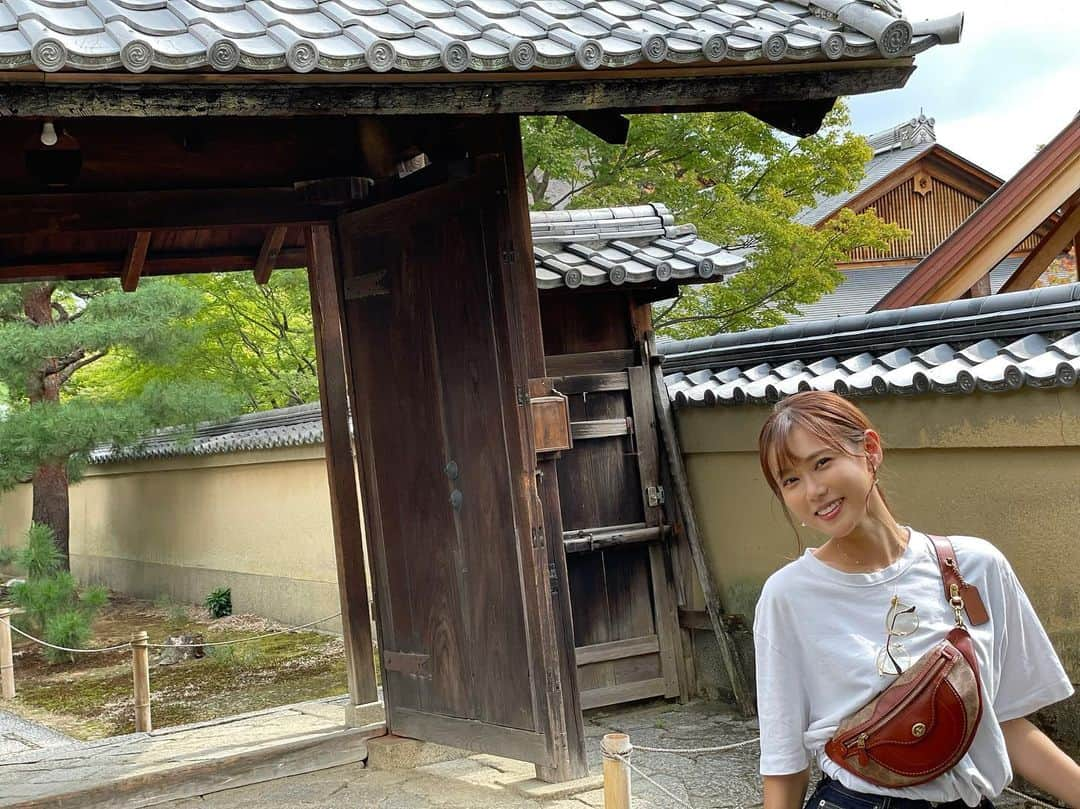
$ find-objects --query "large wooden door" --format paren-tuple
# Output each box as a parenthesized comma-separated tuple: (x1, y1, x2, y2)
(336, 155, 584, 778)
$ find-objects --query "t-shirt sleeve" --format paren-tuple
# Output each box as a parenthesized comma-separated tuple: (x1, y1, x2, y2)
(992, 556, 1074, 723)
(754, 587, 811, 775)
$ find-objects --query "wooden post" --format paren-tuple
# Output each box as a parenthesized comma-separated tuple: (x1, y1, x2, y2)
(0, 608, 15, 700)
(647, 338, 755, 717)
(306, 224, 380, 716)
(131, 630, 151, 732)
(602, 732, 632, 809)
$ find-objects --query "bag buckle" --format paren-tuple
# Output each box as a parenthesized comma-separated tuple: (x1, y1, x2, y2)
(949, 584, 966, 627)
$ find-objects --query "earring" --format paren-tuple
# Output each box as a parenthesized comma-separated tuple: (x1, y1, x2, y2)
(800, 522, 806, 527)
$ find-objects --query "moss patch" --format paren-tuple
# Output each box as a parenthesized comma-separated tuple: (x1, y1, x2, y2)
(3, 595, 349, 740)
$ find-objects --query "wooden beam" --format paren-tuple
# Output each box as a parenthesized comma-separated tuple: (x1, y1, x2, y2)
(306, 224, 379, 714)
(0, 64, 914, 121)
(999, 196, 1080, 293)
(967, 272, 991, 298)
(575, 635, 660, 666)
(562, 524, 666, 553)
(744, 96, 834, 138)
(121, 231, 151, 292)
(579, 677, 667, 711)
(545, 349, 636, 377)
(570, 418, 631, 440)
(566, 111, 629, 144)
(0, 188, 331, 237)
(253, 226, 288, 285)
(0, 247, 308, 284)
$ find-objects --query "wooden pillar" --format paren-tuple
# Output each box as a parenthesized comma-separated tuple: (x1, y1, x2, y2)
(0, 608, 14, 699)
(307, 223, 380, 714)
(601, 733, 632, 809)
(131, 630, 151, 732)
(495, 116, 588, 781)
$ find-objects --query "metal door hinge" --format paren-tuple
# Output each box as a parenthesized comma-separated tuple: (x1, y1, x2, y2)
(647, 485, 665, 507)
(548, 562, 559, 594)
(516, 385, 530, 406)
(502, 247, 517, 264)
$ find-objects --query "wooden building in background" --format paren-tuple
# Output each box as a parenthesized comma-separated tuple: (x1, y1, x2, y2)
(791, 113, 1058, 321)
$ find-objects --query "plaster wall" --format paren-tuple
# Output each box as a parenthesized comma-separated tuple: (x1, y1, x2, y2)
(675, 389, 1080, 715)
(0, 446, 343, 630)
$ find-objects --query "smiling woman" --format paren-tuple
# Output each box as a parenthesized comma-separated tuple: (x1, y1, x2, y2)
(752, 391, 1080, 809)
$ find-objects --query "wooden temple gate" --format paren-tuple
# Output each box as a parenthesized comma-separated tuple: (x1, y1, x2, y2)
(0, 3, 947, 775)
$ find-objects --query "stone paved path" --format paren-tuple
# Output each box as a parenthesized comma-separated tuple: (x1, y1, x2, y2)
(0, 711, 74, 759)
(0, 697, 1034, 809)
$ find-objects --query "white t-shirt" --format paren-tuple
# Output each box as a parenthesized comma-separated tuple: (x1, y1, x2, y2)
(753, 529, 1073, 807)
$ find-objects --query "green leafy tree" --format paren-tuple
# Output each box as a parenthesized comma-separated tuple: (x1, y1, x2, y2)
(77, 271, 319, 413)
(522, 104, 907, 337)
(0, 280, 238, 565)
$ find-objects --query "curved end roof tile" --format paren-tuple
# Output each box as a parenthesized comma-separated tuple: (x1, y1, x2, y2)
(0, 0, 961, 72)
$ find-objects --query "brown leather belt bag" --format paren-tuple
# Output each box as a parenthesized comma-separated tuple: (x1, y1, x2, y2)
(824, 535, 990, 788)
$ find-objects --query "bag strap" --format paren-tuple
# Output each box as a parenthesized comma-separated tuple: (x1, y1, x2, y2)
(928, 534, 989, 626)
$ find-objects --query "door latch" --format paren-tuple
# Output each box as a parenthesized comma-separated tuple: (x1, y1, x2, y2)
(647, 485, 665, 507)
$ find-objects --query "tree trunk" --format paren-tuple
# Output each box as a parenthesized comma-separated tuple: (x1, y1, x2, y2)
(22, 282, 72, 569)
(32, 463, 70, 566)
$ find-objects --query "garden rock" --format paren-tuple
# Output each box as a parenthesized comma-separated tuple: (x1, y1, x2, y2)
(1, 577, 25, 597)
(159, 634, 206, 665)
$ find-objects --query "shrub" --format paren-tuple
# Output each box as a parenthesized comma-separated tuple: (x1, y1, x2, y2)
(8, 523, 109, 664)
(204, 587, 232, 619)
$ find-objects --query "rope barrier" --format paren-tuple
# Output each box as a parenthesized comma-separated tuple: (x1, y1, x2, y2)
(602, 737, 1062, 809)
(8, 624, 131, 654)
(145, 612, 342, 648)
(1004, 786, 1059, 809)
(601, 744, 696, 809)
(632, 738, 759, 755)
(7, 612, 342, 654)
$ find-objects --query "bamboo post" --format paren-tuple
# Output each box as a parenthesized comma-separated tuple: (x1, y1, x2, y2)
(131, 630, 151, 732)
(602, 732, 632, 809)
(0, 608, 14, 699)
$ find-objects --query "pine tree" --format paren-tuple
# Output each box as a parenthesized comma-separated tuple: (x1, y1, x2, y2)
(0, 279, 238, 566)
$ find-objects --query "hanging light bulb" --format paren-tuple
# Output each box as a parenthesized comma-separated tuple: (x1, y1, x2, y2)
(40, 121, 58, 147)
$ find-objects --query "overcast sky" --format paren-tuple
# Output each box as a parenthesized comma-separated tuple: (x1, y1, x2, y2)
(846, 0, 1080, 180)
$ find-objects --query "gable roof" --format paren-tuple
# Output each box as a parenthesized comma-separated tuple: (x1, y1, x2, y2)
(0, 0, 962, 75)
(876, 113, 1080, 310)
(660, 283, 1080, 406)
(795, 112, 938, 226)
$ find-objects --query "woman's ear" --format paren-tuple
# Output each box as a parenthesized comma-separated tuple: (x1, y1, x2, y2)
(863, 429, 884, 470)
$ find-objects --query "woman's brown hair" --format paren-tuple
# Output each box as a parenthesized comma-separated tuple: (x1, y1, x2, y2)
(758, 391, 895, 544)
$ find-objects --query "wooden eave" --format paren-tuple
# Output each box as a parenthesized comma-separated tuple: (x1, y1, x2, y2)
(874, 115, 1080, 310)
(0, 59, 914, 123)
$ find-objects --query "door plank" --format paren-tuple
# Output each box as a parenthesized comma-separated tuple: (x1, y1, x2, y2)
(305, 224, 379, 710)
(579, 678, 667, 711)
(392, 708, 553, 767)
(575, 635, 659, 666)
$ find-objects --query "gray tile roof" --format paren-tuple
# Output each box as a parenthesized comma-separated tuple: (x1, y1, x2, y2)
(0, 0, 961, 74)
(789, 257, 1021, 322)
(88, 402, 325, 463)
(532, 203, 743, 289)
(794, 112, 937, 226)
(660, 283, 1080, 406)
